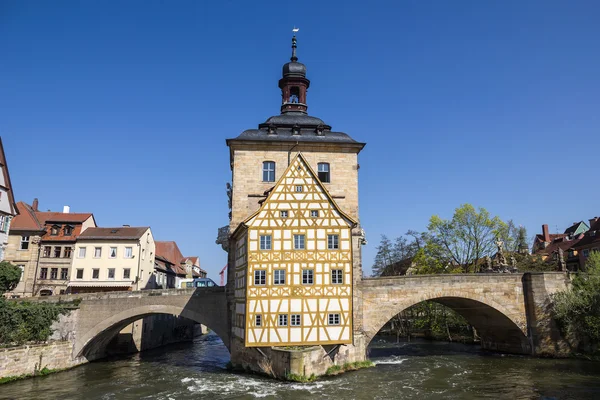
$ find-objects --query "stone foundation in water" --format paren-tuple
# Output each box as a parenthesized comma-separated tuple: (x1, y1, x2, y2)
(229, 333, 367, 380)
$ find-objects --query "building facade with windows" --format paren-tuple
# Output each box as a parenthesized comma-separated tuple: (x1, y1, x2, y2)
(68, 227, 155, 293)
(4, 199, 96, 297)
(0, 138, 18, 262)
(225, 35, 366, 366)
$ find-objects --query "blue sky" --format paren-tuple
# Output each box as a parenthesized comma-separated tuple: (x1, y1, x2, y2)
(1, 1, 599, 279)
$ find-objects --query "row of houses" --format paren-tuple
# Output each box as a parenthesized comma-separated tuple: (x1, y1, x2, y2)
(2, 199, 206, 297)
(532, 218, 600, 270)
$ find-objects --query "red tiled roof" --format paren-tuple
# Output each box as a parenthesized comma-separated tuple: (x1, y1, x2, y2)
(10, 202, 44, 231)
(38, 212, 94, 224)
(535, 233, 567, 243)
(538, 235, 583, 256)
(156, 241, 184, 266)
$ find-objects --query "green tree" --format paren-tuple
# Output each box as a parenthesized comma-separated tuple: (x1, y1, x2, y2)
(372, 235, 394, 276)
(553, 252, 600, 353)
(427, 204, 506, 273)
(0, 261, 21, 294)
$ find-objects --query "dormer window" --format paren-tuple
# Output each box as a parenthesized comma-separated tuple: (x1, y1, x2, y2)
(64, 225, 73, 236)
(291, 124, 300, 135)
(267, 123, 277, 135)
(318, 163, 330, 183)
(263, 161, 276, 182)
(51, 225, 60, 235)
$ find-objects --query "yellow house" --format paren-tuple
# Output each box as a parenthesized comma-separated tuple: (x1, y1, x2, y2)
(68, 227, 155, 293)
(231, 154, 356, 346)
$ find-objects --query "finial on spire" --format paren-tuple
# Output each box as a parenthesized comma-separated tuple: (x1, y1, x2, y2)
(291, 27, 299, 62)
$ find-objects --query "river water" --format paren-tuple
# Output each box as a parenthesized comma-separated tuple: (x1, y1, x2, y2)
(2, 333, 599, 400)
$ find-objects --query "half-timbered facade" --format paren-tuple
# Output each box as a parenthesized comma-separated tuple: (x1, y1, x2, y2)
(232, 154, 356, 346)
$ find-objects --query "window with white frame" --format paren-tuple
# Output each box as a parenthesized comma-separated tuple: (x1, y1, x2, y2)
(317, 162, 330, 183)
(278, 314, 288, 326)
(20, 236, 29, 250)
(295, 185, 303, 192)
(302, 269, 314, 284)
(254, 270, 266, 285)
(310, 210, 319, 218)
(78, 247, 86, 258)
(274, 269, 286, 285)
(0, 216, 7, 233)
(328, 234, 339, 250)
(76, 269, 83, 279)
(262, 161, 276, 182)
(255, 314, 262, 327)
(328, 313, 341, 325)
(260, 235, 272, 250)
(332, 269, 343, 284)
(291, 314, 301, 326)
(280, 210, 288, 218)
(294, 234, 305, 250)
(94, 247, 102, 258)
(123, 268, 131, 279)
(108, 268, 115, 279)
(124, 247, 133, 258)
(109, 247, 117, 258)
(92, 269, 100, 279)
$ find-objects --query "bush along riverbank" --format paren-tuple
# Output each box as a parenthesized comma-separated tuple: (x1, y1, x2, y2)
(0, 297, 83, 383)
(553, 252, 600, 359)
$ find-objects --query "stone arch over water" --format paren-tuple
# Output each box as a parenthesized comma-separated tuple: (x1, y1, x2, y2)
(360, 275, 531, 354)
(74, 299, 230, 359)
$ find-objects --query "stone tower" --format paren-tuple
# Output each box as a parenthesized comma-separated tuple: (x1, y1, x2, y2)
(224, 35, 367, 377)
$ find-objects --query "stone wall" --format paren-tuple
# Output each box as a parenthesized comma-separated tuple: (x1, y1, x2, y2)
(523, 272, 572, 356)
(229, 333, 366, 379)
(0, 342, 87, 379)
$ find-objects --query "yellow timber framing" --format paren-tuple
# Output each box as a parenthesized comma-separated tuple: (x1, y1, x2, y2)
(233, 153, 356, 347)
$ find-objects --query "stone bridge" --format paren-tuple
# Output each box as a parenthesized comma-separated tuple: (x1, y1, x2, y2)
(32, 287, 228, 360)
(26, 272, 569, 364)
(358, 272, 569, 354)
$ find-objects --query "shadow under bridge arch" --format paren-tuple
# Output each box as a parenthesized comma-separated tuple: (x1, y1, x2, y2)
(75, 299, 229, 360)
(364, 295, 530, 355)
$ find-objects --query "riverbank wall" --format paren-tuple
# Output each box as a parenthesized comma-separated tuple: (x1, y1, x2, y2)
(0, 342, 87, 381)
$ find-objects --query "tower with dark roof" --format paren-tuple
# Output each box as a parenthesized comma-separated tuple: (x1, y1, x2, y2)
(226, 35, 368, 369)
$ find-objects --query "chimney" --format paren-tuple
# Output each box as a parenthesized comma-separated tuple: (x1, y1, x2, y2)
(542, 224, 550, 243)
(32, 198, 39, 211)
(590, 217, 599, 228)
(63, 205, 70, 214)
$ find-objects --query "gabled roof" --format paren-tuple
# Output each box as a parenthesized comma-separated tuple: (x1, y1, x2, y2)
(41, 212, 94, 224)
(155, 241, 184, 266)
(239, 153, 357, 234)
(0, 137, 18, 217)
(10, 201, 44, 231)
(574, 219, 600, 249)
(564, 221, 590, 235)
(78, 227, 150, 240)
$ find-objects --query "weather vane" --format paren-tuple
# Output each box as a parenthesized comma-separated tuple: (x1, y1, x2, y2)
(292, 26, 299, 34)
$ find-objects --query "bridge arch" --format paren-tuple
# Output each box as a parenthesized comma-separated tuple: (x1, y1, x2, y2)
(361, 276, 531, 354)
(75, 304, 229, 359)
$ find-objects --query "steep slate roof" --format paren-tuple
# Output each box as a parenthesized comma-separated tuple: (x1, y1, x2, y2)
(0, 137, 18, 216)
(78, 227, 150, 240)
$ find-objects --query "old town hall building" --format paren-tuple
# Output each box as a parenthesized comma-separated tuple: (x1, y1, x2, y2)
(226, 35, 366, 367)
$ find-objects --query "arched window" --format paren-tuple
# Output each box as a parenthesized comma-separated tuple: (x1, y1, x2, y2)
(263, 161, 275, 182)
(289, 87, 300, 103)
(318, 163, 330, 183)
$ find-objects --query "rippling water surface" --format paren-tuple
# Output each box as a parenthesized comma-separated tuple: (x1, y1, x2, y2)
(2, 333, 599, 400)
